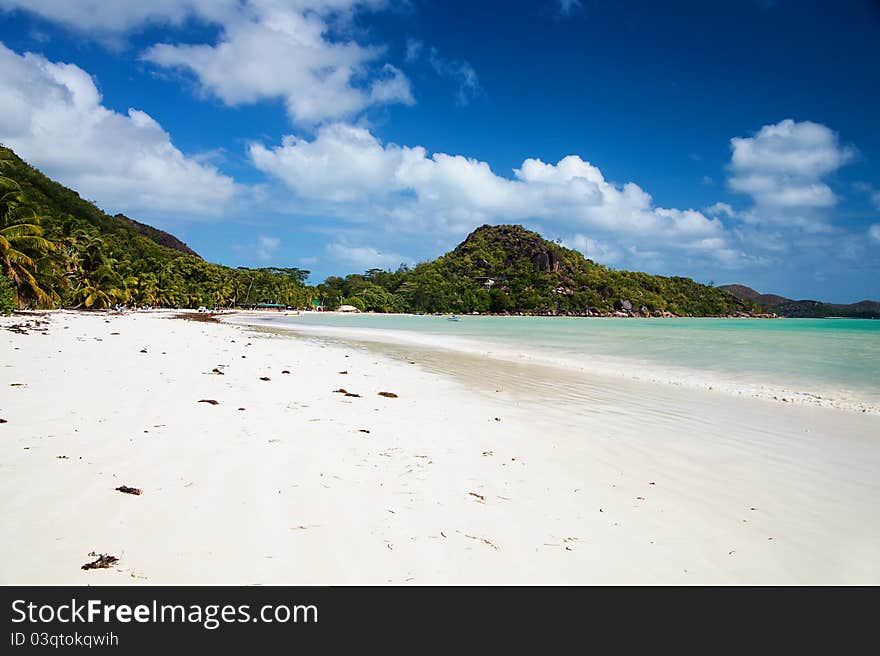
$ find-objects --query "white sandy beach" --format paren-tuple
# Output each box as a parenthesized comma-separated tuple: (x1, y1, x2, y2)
(1, 310, 879, 584)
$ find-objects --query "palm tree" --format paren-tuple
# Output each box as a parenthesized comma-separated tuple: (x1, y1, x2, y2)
(72, 277, 117, 309)
(134, 272, 159, 306)
(0, 176, 55, 307)
(70, 259, 124, 309)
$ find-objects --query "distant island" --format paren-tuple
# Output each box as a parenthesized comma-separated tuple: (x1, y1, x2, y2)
(2, 145, 873, 318)
(719, 284, 880, 319)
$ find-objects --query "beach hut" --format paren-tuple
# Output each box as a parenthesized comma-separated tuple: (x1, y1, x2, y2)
(338, 304, 360, 313)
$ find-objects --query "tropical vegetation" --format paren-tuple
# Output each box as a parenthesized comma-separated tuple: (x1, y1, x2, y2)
(0, 146, 312, 310)
(316, 225, 756, 316)
(0, 273, 15, 314)
(1, 145, 754, 317)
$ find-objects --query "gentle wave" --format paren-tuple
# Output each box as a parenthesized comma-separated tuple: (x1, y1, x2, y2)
(228, 313, 880, 414)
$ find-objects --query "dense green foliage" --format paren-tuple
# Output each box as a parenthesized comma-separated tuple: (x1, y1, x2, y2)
(2, 146, 753, 316)
(0, 273, 15, 314)
(0, 147, 312, 310)
(317, 225, 755, 316)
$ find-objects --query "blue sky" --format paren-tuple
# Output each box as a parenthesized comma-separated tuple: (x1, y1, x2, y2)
(0, 0, 878, 301)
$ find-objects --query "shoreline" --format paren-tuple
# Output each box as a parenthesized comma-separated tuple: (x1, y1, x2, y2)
(227, 312, 880, 416)
(2, 310, 879, 584)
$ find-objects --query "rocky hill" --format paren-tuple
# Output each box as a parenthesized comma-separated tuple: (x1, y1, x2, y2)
(112, 213, 199, 257)
(318, 224, 760, 316)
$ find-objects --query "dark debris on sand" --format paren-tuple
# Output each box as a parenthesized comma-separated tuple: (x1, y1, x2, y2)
(333, 388, 361, 398)
(171, 312, 228, 323)
(82, 553, 119, 570)
(116, 485, 143, 496)
(378, 392, 399, 398)
(3, 319, 50, 335)
(198, 399, 220, 405)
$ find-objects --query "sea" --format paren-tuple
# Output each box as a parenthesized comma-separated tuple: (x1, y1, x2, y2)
(239, 313, 880, 413)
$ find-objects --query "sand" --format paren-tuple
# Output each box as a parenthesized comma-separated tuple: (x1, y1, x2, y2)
(1, 310, 878, 584)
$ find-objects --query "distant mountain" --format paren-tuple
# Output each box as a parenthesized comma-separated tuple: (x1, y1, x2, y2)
(717, 284, 789, 308)
(112, 214, 199, 257)
(318, 224, 760, 316)
(720, 284, 880, 318)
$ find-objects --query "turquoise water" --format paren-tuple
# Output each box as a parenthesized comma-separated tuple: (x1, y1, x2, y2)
(251, 313, 880, 410)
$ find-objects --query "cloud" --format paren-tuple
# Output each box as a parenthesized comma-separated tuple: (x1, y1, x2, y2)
(326, 242, 410, 269)
(712, 119, 880, 298)
(256, 235, 281, 261)
(427, 47, 481, 105)
(0, 0, 238, 34)
(728, 119, 854, 230)
(2, 1, 414, 125)
(562, 234, 621, 264)
(403, 38, 480, 105)
(140, 1, 413, 124)
(869, 224, 880, 243)
(704, 202, 736, 218)
(404, 37, 423, 63)
(0, 1, 385, 35)
(250, 123, 740, 271)
(556, 0, 583, 15)
(0, 43, 238, 217)
(854, 182, 880, 211)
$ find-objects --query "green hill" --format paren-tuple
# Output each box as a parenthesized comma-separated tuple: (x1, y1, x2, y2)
(0, 145, 765, 318)
(0, 146, 310, 310)
(318, 224, 759, 316)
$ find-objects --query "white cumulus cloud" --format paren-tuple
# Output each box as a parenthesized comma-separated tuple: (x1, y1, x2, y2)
(140, 1, 413, 124)
(0, 43, 238, 217)
(728, 119, 854, 229)
(562, 234, 621, 264)
(1, 1, 413, 125)
(250, 123, 739, 269)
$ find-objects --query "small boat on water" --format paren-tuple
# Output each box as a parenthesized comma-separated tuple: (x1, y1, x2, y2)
(448, 314, 460, 322)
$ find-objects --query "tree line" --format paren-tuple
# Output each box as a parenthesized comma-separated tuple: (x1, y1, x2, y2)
(2, 147, 751, 318)
(0, 148, 312, 312)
